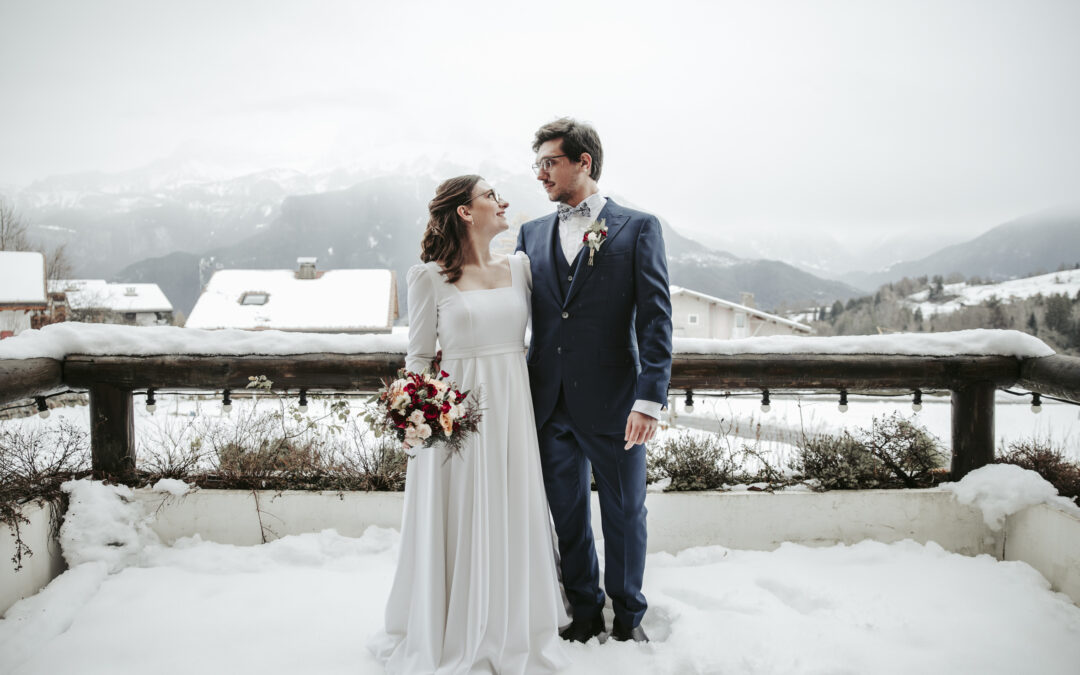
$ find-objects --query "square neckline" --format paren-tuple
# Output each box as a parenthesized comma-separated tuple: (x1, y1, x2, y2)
(449, 254, 516, 294)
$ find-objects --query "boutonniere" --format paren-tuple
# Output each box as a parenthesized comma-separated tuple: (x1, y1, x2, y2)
(582, 219, 608, 266)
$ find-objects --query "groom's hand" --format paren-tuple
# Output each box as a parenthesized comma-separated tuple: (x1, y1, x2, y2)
(624, 412, 658, 450)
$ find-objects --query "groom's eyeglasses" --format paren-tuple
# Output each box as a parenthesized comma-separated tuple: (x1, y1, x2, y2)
(462, 189, 503, 206)
(531, 155, 567, 175)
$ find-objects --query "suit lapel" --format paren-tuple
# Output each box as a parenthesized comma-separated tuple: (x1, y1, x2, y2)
(537, 213, 562, 305)
(562, 199, 630, 308)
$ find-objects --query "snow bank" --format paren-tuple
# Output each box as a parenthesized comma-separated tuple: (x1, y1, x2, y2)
(58, 479, 160, 572)
(150, 478, 193, 496)
(0, 322, 406, 360)
(941, 464, 1080, 530)
(0, 323, 1054, 360)
(676, 328, 1053, 358)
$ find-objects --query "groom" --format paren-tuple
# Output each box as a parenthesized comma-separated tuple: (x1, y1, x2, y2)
(516, 118, 673, 643)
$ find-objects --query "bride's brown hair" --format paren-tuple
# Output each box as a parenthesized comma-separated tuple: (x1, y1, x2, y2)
(420, 174, 482, 284)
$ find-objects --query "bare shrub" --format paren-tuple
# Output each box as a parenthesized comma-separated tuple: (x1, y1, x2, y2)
(650, 431, 743, 491)
(795, 412, 946, 490)
(996, 437, 1080, 507)
(795, 431, 884, 490)
(0, 420, 90, 570)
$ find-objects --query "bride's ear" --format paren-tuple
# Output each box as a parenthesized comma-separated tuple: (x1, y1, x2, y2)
(457, 205, 472, 224)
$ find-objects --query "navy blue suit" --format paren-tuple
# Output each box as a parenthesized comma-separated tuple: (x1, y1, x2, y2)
(516, 198, 673, 629)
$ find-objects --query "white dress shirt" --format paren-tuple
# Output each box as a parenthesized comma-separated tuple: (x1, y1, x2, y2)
(556, 193, 665, 422)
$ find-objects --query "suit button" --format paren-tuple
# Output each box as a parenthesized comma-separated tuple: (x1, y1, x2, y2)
(567, 275, 573, 282)
(562, 311, 569, 319)
(557, 347, 562, 354)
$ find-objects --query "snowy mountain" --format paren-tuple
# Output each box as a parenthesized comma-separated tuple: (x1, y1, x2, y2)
(14, 160, 863, 316)
(907, 268, 1080, 317)
(840, 204, 1080, 291)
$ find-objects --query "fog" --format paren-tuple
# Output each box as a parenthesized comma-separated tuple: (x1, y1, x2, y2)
(2, 0, 1079, 250)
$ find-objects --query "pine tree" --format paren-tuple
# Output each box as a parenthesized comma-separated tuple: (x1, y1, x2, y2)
(1027, 312, 1038, 335)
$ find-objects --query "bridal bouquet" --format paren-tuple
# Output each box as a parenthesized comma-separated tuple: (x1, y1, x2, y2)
(365, 352, 482, 455)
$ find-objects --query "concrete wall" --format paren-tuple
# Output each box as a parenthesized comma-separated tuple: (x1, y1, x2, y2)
(3, 490, 1077, 616)
(1005, 504, 1080, 603)
(0, 501, 65, 615)
(129, 489, 1000, 556)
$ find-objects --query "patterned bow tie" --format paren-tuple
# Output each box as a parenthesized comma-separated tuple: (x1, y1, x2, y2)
(557, 201, 591, 222)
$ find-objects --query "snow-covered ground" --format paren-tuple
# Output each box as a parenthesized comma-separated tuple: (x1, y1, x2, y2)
(908, 268, 1080, 317)
(1, 476, 1079, 675)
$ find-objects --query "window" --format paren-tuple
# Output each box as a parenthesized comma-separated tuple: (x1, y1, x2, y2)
(735, 313, 746, 328)
(241, 292, 269, 306)
(687, 313, 699, 325)
(123, 313, 136, 321)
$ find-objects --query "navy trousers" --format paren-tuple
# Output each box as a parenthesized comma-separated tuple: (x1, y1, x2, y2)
(538, 390, 648, 628)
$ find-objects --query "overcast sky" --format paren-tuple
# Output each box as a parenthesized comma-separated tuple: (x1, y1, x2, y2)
(2, 0, 1079, 245)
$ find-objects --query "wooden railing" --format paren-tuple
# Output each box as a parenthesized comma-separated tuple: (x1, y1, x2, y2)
(2, 351, 1079, 480)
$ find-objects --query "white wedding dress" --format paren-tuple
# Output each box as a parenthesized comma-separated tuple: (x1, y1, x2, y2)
(368, 252, 570, 674)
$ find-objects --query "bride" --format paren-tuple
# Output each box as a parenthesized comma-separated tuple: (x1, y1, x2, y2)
(368, 176, 570, 674)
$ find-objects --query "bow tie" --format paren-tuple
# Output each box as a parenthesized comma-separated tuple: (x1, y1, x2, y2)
(557, 201, 591, 222)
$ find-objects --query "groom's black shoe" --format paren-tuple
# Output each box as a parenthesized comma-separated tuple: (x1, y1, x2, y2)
(559, 614, 606, 643)
(611, 619, 649, 643)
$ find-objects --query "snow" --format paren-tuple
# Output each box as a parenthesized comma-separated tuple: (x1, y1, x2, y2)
(0, 323, 1054, 361)
(908, 268, 1080, 317)
(50, 279, 173, 313)
(150, 478, 192, 496)
(940, 464, 1080, 530)
(184, 267, 394, 332)
(2, 479, 1079, 674)
(0, 251, 46, 305)
(677, 328, 1053, 358)
(58, 480, 160, 573)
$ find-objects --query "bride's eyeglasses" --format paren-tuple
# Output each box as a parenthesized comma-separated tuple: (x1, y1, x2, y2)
(463, 189, 504, 205)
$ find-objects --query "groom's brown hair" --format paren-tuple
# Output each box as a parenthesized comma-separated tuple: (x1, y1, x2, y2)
(532, 118, 603, 182)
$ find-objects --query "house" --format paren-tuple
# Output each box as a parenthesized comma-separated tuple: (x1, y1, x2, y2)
(0, 251, 48, 338)
(185, 257, 397, 333)
(670, 286, 813, 339)
(50, 280, 175, 326)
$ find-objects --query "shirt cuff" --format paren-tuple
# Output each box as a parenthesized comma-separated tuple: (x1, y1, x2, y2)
(631, 399, 664, 420)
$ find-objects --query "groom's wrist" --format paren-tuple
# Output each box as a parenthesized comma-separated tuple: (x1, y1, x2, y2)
(631, 399, 663, 420)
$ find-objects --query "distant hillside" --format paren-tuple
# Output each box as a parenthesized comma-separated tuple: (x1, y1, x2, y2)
(841, 205, 1080, 290)
(23, 164, 863, 316)
(112, 180, 862, 316)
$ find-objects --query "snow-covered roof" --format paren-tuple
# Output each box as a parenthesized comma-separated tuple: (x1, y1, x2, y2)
(185, 268, 395, 332)
(671, 285, 813, 333)
(50, 280, 173, 313)
(0, 251, 47, 306)
(0, 324, 1053, 360)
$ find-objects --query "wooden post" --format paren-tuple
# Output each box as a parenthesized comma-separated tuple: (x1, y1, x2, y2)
(89, 384, 135, 478)
(950, 383, 996, 480)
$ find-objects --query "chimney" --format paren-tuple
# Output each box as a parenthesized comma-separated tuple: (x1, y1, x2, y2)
(296, 257, 318, 280)
(124, 286, 137, 296)
(740, 292, 755, 309)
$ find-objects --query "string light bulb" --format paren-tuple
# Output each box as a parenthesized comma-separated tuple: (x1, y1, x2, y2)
(684, 390, 695, 414)
(838, 390, 849, 413)
(760, 390, 771, 413)
(298, 389, 309, 413)
(1031, 392, 1042, 414)
(145, 388, 157, 414)
(222, 389, 233, 415)
(912, 389, 923, 413)
(35, 397, 50, 419)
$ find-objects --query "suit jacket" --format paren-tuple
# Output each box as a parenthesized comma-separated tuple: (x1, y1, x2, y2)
(516, 198, 673, 435)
